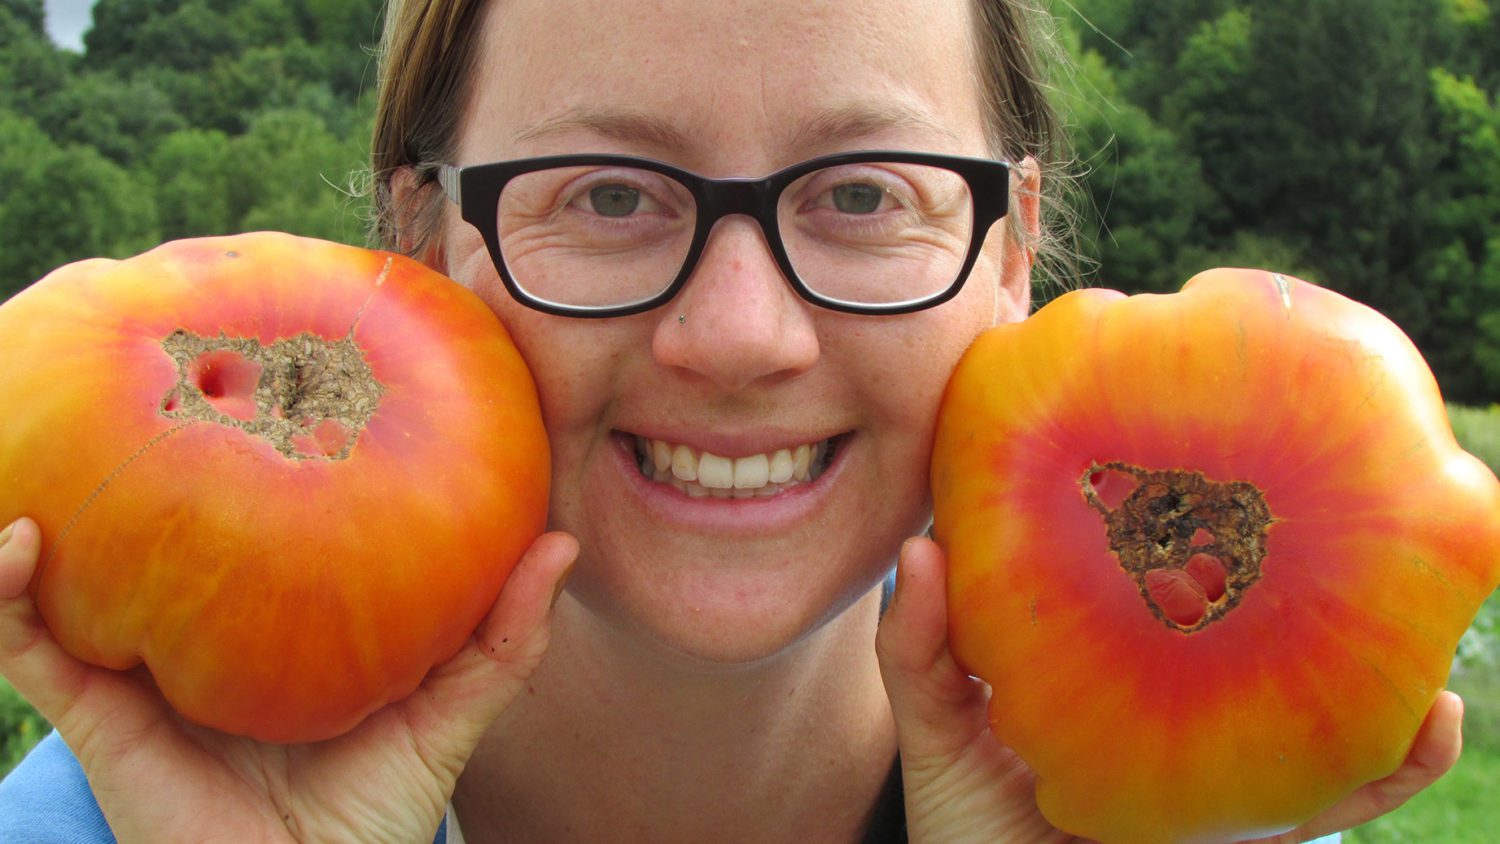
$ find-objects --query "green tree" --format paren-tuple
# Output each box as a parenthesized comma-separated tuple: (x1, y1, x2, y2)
(148, 128, 236, 240)
(1064, 0, 1240, 110)
(85, 0, 241, 73)
(81, 0, 180, 66)
(1152, 1, 1467, 384)
(224, 109, 367, 244)
(0, 0, 42, 36)
(0, 0, 72, 113)
(30, 73, 187, 165)
(1433, 0, 1500, 89)
(0, 110, 160, 297)
(1420, 68, 1500, 399)
(1062, 47, 1221, 292)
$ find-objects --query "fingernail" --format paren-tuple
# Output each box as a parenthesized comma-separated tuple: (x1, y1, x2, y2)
(0, 521, 16, 549)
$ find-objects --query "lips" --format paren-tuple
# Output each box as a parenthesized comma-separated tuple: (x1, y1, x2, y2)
(632, 435, 837, 498)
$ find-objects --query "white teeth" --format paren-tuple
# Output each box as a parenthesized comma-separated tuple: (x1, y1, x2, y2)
(671, 444, 698, 481)
(733, 453, 769, 489)
(769, 449, 794, 483)
(793, 444, 811, 479)
(697, 452, 733, 489)
(634, 436, 834, 497)
(652, 439, 673, 472)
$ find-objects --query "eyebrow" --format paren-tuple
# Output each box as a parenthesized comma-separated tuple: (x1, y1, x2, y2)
(511, 101, 960, 160)
(513, 107, 695, 157)
(786, 102, 960, 152)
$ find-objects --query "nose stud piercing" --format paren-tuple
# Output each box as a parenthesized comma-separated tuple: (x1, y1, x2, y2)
(678, 314, 687, 324)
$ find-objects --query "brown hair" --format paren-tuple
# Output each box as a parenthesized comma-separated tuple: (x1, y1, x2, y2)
(367, 0, 1075, 286)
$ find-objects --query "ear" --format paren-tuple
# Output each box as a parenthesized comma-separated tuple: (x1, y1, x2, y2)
(389, 166, 448, 273)
(998, 155, 1042, 319)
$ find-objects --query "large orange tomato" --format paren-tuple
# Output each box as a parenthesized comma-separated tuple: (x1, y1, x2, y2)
(0, 233, 549, 743)
(932, 269, 1500, 843)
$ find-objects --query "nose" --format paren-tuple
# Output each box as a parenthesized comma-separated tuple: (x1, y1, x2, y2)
(651, 217, 819, 391)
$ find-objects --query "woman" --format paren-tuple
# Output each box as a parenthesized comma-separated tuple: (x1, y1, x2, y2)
(0, 0, 1462, 840)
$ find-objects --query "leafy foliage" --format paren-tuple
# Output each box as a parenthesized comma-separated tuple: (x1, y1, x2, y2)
(2, 0, 1499, 400)
(0, 677, 47, 777)
(0, 0, 380, 298)
(0, 0, 1497, 822)
(1057, 0, 1500, 402)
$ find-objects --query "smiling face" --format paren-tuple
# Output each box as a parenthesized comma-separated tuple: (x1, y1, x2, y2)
(436, 0, 1032, 663)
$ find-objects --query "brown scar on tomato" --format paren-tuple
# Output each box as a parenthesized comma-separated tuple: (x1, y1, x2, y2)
(158, 329, 383, 461)
(1082, 462, 1273, 633)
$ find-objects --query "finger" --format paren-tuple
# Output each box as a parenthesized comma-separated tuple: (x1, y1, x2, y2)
(0, 516, 90, 719)
(402, 531, 579, 760)
(1274, 690, 1464, 842)
(0, 517, 40, 596)
(875, 536, 992, 761)
(0, 518, 172, 749)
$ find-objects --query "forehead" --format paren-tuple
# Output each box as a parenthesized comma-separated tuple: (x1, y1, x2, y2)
(458, 0, 989, 170)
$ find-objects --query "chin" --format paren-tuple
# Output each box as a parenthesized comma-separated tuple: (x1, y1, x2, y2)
(567, 554, 885, 671)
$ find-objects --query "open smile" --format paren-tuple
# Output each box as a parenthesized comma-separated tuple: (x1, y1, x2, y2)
(631, 435, 841, 498)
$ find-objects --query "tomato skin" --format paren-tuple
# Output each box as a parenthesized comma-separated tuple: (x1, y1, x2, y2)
(932, 269, 1500, 843)
(0, 233, 550, 743)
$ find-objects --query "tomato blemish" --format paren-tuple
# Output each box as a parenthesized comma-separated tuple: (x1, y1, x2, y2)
(1081, 461, 1272, 632)
(159, 329, 382, 461)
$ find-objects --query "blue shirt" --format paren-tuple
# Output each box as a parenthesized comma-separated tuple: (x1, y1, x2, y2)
(1, 729, 1342, 842)
(0, 732, 449, 844)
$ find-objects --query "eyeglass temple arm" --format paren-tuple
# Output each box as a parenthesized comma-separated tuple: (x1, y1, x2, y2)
(435, 164, 462, 205)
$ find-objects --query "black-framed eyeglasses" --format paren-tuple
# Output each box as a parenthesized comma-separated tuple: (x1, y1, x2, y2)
(436, 150, 1010, 318)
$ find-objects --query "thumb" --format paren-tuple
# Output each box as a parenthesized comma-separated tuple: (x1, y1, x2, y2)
(400, 531, 578, 765)
(875, 535, 992, 762)
(0, 516, 116, 730)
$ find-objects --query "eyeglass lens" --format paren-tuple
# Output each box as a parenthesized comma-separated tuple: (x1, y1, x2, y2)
(493, 161, 976, 310)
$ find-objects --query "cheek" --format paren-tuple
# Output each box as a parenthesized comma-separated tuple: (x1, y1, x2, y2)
(439, 225, 508, 312)
(862, 286, 995, 462)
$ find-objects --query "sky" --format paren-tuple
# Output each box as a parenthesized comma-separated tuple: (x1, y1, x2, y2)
(43, 0, 97, 52)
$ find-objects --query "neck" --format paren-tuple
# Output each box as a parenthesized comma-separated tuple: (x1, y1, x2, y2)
(454, 585, 898, 843)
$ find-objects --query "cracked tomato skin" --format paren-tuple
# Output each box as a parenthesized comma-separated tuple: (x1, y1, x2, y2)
(931, 268, 1500, 843)
(0, 233, 549, 743)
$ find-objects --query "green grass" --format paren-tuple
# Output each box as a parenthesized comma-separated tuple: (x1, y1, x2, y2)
(1448, 403, 1500, 474)
(0, 675, 49, 777)
(1347, 744, 1500, 842)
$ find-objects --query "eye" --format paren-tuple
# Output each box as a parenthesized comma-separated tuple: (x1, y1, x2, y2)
(587, 184, 644, 217)
(830, 182, 888, 214)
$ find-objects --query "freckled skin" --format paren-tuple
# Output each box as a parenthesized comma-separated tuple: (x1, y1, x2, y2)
(439, 0, 1031, 664)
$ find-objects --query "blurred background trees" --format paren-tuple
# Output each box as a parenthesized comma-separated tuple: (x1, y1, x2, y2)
(1058, 0, 1500, 403)
(0, 0, 376, 296)
(2, 2, 1499, 835)
(1, 0, 1497, 402)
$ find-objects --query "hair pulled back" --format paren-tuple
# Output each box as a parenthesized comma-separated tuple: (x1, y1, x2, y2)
(367, 0, 1074, 286)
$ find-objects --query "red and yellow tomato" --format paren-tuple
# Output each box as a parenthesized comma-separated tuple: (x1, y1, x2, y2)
(0, 233, 549, 743)
(932, 268, 1500, 843)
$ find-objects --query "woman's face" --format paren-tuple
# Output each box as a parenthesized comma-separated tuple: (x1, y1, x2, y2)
(438, 0, 1032, 663)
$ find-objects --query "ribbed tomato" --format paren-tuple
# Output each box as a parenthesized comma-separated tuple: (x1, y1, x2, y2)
(0, 233, 549, 743)
(932, 268, 1500, 843)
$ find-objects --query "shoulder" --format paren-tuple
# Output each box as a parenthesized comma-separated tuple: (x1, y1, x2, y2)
(0, 730, 115, 843)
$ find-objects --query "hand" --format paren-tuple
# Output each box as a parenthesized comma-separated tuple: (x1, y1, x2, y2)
(1254, 691, 1462, 843)
(0, 516, 578, 844)
(874, 535, 1463, 843)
